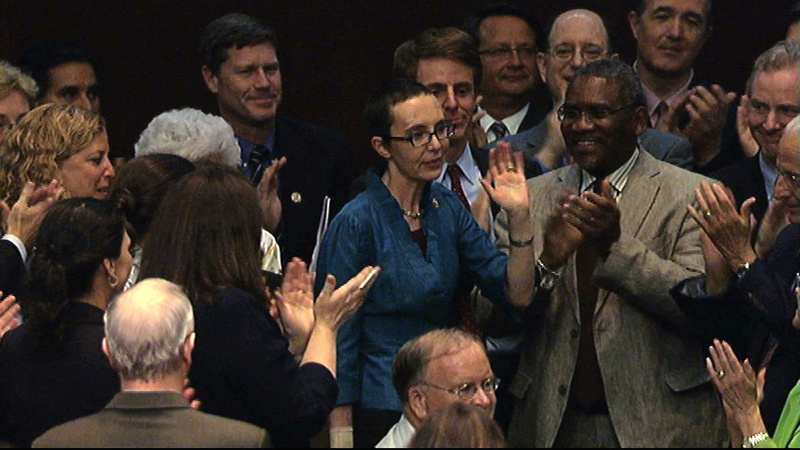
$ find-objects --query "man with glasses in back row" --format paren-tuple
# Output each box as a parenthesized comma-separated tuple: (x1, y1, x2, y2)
(496, 59, 726, 447)
(464, 4, 547, 143)
(498, 8, 693, 172)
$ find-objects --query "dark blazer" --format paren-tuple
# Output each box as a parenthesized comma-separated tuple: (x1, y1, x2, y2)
(498, 152, 726, 447)
(33, 391, 269, 448)
(0, 239, 24, 295)
(272, 115, 355, 265)
(0, 302, 119, 447)
(498, 120, 695, 170)
(712, 153, 769, 226)
(189, 287, 338, 448)
(671, 224, 800, 434)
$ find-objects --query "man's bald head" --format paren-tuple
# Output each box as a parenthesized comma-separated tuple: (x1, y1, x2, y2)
(104, 278, 195, 382)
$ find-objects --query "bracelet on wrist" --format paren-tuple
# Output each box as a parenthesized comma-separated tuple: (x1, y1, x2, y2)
(742, 431, 769, 448)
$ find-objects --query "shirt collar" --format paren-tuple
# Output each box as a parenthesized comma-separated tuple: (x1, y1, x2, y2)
(579, 146, 640, 199)
(436, 143, 480, 186)
(237, 133, 276, 160)
(479, 103, 530, 137)
(634, 60, 694, 118)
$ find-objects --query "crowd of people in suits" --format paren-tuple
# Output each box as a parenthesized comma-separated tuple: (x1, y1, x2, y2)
(0, 0, 798, 448)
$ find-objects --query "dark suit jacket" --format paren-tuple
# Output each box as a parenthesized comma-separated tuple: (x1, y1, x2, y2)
(0, 239, 24, 295)
(272, 115, 355, 264)
(687, 74, 744, 175)
(33, 391, 269, 448)
(671, 224, 800, 433)
(190, 287, 338, 448)
(498, 120, 694, 170)
(712, 153, 769, 226)
(0, 302, 119, 447)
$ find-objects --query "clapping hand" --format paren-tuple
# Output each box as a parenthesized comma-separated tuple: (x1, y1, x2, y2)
(257, 156, 286, 233)
(0, 291, 20, 340)
(560, 180, 621, 255)
(687, 181, 756, 271)
(270, 258, 315, 355)
(315, 266, 380, 331)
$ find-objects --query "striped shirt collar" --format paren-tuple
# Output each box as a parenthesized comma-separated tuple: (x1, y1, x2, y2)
(579, 146, 640, 200)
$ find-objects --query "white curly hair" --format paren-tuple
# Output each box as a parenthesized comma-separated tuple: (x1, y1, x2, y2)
(135, 108, 241, 167)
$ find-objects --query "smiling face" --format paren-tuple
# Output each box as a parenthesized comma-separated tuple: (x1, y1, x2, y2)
(561, 76, 647, 177)
(748, 68, 800, 164)
(375, 94, 447, 184)
(203, 43, 282, 134)
(43, 61, 100, 113)
(629, 0, 711, 77)
(539, 10, 612, 104)
(57, 130, 115, 199)
(478, 15, 539, 98)
(415, 58, 476, 161)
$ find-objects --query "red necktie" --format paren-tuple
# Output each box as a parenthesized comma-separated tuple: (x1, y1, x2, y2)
(447, 164, 482, 338)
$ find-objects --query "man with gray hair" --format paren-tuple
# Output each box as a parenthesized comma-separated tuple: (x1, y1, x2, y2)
(134, 108, 242, 167)
(377, 328, 499, 448)
(713, 40, 799, 229)
(498, 59, 725, 446)
(33, 279, 269, 448)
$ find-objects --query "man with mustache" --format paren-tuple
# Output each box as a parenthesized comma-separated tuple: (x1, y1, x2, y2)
(712, 41, 799, 229)
(464, 4, 546, 143)
(200, 13, 354, 265)
(629, 0, 740, 175)
(498, 59, 726, 447)
(499, 8, 693, 172)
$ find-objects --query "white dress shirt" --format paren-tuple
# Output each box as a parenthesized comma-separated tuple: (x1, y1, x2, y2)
(479, 103, 530, 142)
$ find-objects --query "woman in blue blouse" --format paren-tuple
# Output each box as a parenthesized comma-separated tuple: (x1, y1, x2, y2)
(319, 79, 535, 446)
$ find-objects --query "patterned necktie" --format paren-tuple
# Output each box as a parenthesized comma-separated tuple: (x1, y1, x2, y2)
(447, 164, 471, 210)
(652, 101, 669, 130)
(489, 121, 509, 140)
(246, 145, 269, 184)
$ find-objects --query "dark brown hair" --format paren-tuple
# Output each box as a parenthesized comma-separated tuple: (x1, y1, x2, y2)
(393, 27, 482, 86)
(138, 163, 266, 307)
(409, 403, 506, 448)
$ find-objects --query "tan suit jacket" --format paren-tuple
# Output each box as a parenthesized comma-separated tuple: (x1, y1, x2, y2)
(33, 391, 269, 448)
(498, 151, 727, 447)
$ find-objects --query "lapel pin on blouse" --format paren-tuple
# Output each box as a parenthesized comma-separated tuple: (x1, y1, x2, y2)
(432, 198, 440, 208)
(291, 192, 302, 203)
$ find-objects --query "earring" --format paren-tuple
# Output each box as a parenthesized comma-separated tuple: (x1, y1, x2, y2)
(108, 274, 119, 288)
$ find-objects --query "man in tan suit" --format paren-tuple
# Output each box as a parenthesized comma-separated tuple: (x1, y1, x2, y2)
(34, 279, 269, 448)
(497, 59, 726, 447)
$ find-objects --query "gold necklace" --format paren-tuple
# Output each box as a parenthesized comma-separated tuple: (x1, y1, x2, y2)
(403, 209, 423, 219)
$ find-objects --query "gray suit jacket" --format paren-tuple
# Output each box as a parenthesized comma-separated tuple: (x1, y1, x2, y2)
(499, 120, 694, 170)
(33, 391, 269, 448)
(496, 151, 726, 447)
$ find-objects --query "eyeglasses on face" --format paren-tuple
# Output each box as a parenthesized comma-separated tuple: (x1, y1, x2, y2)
(420, 375, 500, 401)
(557, 104, 636, 122)
(478, 45, 537, 61)
(548, 44, 607, 63)
(387, 120, 455, 147)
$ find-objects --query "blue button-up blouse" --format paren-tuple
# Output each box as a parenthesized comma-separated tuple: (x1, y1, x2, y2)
(314, 166, 510, 411)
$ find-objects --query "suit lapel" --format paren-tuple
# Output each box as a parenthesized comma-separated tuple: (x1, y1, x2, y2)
(556, 165, 582, 323)
(595, 152, 661, 314)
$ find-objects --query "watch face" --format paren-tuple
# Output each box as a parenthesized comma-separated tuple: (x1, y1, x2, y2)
(541, 273, 558, 290)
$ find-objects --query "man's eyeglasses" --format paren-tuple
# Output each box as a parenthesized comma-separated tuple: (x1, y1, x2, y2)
(420, 376, 500, 401)
(548, 45, 607, 63)
(478, 45, 537, 61)
(387, 120, 454, 147)
(777, 167, 800, 189)
(557, 104, 637, 122)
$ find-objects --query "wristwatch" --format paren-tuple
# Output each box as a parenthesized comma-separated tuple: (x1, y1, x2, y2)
(742, 432, 769, 448)
(735, 261, 751, 279)
(536, 259, 562, 291)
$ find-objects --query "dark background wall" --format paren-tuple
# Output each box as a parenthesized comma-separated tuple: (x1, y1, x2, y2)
(0, 0, 791, 175)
